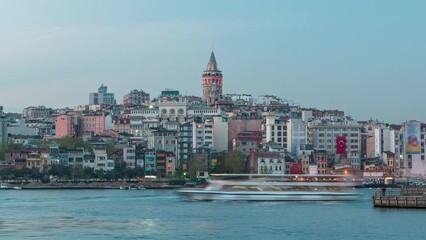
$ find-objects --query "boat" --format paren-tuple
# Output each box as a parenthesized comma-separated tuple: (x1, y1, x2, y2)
(177, 174, 359, 201)
(13, 186, 22, 190)
(128, 185, 139, 190)
(120, 185, 144, 190)
(0, 183, 8, 189)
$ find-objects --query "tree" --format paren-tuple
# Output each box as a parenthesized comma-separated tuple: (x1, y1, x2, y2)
(105, 141, 116, 155)
(188, 154, 205, 179)
(223, 150, 247, 173)
(49, 165, 71, 179)
(53, 137, 94, 155)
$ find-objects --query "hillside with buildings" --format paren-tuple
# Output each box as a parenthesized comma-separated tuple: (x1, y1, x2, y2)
(1, 51, 425, 182)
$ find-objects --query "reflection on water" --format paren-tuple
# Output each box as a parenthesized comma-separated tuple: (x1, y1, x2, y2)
(0, 189, 425, 240)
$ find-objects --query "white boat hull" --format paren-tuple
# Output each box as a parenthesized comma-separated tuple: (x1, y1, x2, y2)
(178, 189, 358, 201)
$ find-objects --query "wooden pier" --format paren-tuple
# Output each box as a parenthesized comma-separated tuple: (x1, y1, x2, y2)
(373, 187, 426, 208)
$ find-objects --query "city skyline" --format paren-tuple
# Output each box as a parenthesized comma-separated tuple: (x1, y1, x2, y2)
(1, 0, 425, 124)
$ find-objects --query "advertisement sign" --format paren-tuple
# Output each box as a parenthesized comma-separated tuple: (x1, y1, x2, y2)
(405, 121, 421, 154)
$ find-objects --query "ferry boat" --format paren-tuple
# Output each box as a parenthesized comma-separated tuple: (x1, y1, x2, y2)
(178, 174, 359, 201)
(0, 183, 8, 189)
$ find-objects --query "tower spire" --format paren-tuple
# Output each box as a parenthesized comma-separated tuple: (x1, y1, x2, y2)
(202, 49, 223, 105)
(207, 51, 219, 71)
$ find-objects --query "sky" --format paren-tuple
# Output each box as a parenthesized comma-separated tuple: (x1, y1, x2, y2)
(0, 0, 425, 124)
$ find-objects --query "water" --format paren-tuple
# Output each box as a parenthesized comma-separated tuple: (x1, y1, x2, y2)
(0, 189, 425, 240)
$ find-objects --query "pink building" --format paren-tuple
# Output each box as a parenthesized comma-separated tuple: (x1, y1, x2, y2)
(113, 118, 131, 134)
(55, 114, 75, 138)
(80, 113, 112, 135)
(55, 113, 112, 138)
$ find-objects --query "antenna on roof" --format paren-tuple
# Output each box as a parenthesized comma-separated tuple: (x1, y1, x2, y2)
(211, 43, 214, 52)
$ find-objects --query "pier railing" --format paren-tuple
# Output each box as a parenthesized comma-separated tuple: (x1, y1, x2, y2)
(373, 187, 426, 208)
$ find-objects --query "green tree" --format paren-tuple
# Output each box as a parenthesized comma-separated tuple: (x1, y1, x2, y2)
(84, 167, 95, 179)
(223, 150, 247, 173)
(70, 165, 85, 179)
(188, 155, 204, 179)
(53, 137, 94, 155)
(105, 141, 116, 155)
(49, 165, 71, 179)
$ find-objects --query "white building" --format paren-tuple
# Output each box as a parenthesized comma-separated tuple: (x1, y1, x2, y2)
(187, 106, 221, 118)
(370, 124, 396, 157)
(192, 118, 214, 149)
(123, 89, 150, 107)
(224, 93, 253, 106)
(129, 108, 160, 139)
(308, 121, 362, 159)
(148, 129, 178, 153)
(212, 116, 228, 152)
(92, 143, 115, 171)
(263, 115, 288, 149)
(8, 119, 54, 136)
(89, 84, 115, 106)
(254, 152, 285, 174)
(123, 146, 136, 168)
(22, 106, 50, 119)
(301, 110, 313, 122)
(256, 95, 285, 106)
(7, 119, 37, 136)
(287, 118, 307, 156)
(397, 121, 426, 177)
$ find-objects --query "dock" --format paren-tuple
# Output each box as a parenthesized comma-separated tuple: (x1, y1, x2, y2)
(373, 187, 426, 208)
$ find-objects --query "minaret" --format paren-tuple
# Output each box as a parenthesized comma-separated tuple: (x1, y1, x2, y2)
(202, 51, 223, 105)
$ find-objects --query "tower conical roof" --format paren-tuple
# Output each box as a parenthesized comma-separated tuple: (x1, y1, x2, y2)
(206, 51, 220, 71)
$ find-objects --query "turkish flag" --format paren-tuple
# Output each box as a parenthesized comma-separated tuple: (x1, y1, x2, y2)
(336, 136, 346, 154)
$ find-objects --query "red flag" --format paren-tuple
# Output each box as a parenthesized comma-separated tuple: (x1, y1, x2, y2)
(336, 136, 346, 154)
(290, 163, 303, 174)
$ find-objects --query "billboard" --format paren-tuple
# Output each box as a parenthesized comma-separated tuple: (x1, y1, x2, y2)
(405, 121, 421, 154)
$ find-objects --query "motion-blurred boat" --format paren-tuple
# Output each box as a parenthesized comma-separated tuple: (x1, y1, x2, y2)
(178, 174, 359, 201)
